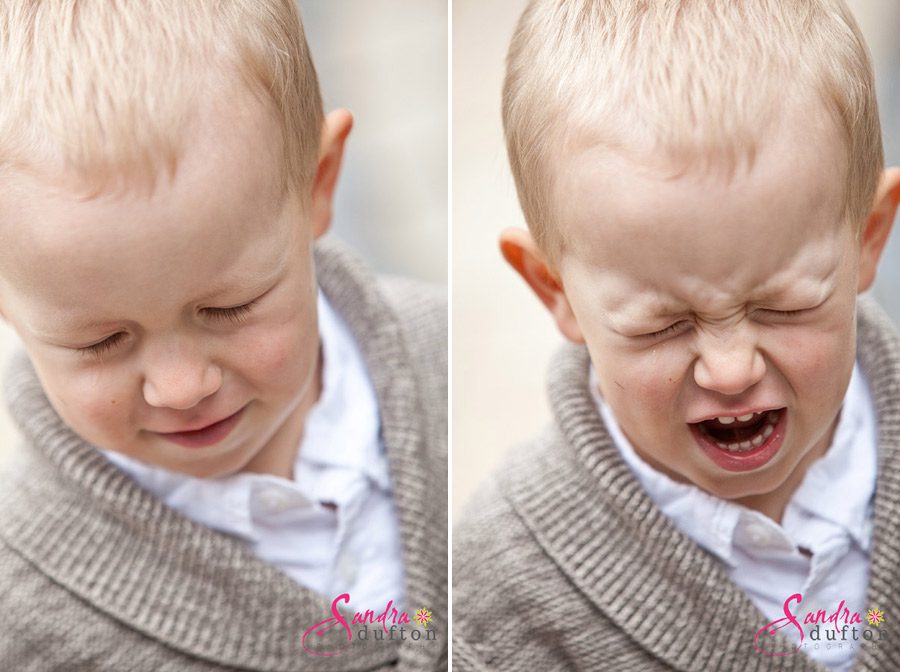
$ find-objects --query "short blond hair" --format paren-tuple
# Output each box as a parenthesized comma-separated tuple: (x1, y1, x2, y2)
(0, 0, 323, 195)
(503, 0, 884, 260)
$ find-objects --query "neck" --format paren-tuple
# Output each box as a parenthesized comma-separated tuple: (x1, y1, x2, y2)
(241, 344, 323, 480)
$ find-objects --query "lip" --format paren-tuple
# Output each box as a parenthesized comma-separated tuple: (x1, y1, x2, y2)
(689, 408, 788, 472)
(155, 406, 246, 449)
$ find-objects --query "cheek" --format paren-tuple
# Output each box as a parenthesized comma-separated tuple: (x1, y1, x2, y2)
(764, 291, 858, 383)
(77, 397, 128, 440)
(768, 322, 855, 396)
(234, 316, 318, 392)
(587, 340, 686, 419)
(36, 364, 135, 443)
(231, 258, 319, 390)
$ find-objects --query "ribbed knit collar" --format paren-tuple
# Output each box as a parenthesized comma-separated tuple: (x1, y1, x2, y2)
(0, 238, 446, 671)
(502, 297, 900, 672)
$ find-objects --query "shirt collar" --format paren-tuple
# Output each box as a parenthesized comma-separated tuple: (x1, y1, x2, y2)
(296, 291, 390, 491)
(783, 363, 877, 551)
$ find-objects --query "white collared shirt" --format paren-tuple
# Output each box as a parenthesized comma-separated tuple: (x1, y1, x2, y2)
(592, 364, 877, 672)
(105, 292, 405, 612)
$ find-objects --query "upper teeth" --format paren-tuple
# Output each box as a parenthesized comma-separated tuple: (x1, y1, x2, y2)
(717, 413, 757, 424)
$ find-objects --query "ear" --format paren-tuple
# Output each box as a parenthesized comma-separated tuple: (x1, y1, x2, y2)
(309, 109, 353, 239)
(859, 167, 900, 292)
(499, 227, 584, 343)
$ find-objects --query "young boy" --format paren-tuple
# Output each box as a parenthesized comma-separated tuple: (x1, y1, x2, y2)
(454, 1, 900, 670)
(0, 2, 446, 670)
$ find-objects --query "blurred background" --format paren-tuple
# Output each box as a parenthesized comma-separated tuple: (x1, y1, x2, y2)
(301, 1, 447, 283)
(0, 1, 448, 465)
(452, 0, 900, 514)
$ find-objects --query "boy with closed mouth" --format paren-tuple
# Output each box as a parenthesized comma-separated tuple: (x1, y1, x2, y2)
(0, 2, 446, 670)
(454, 1, 900, 670)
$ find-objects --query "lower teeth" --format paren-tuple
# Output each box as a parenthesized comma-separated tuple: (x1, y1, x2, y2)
(715, 420, 775, 453)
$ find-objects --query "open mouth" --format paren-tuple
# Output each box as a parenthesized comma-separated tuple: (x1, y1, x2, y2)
(694, 409, 784, 453)
(689, 407, 787, 472)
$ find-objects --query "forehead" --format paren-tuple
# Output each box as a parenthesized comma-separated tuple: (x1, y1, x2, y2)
(557, 100, 849, 228)
(0, 93, 299, 322)
(552, 108, 853, 307)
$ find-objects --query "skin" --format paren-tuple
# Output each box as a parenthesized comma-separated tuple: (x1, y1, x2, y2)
(0, 94, 353, 480)
(503, 108, 900, 522)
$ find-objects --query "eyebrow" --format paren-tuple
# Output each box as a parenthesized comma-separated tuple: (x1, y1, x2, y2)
(614, 292, 685, 320)
(752, 270, 838, 306)
(30, 314, 121, 338)
(36, 255, 288, 336)
(193, 261, 286, 305)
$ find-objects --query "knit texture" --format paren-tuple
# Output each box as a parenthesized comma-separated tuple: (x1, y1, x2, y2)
(453, 297, 900, 671)
(0, 238, 447, 671)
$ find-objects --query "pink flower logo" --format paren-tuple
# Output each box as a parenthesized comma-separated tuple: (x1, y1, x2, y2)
(414, 608, 433, 628)
(866, 608, 885, 627)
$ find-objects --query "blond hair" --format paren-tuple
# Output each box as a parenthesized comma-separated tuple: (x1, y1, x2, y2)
(0, 0, 323, 195)
(503, 0, 884, 260)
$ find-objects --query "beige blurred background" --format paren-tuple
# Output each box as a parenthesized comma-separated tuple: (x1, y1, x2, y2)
(0, 1, 447, 466)
(452, 0, 900, 514)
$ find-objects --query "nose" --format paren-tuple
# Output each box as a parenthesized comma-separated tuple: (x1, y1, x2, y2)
(692, 325, 766, 396)
(142, 340, 223, 410)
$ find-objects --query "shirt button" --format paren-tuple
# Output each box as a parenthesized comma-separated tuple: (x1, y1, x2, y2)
(746, 524, 773, 546)
(259, 489, 290, 513)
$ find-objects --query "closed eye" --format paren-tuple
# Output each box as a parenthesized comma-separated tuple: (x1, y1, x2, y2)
(79, 332, 127, 357)
(766, 309, 806, 316)
(757, 307, 810, 320)
(642, 321, 690, 339)
(204, 299, 258, 324)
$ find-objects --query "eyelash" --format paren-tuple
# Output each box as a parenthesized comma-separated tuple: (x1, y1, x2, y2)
(79, 332, 127, 357)
(763, 308, 806, 317)
(77, 300, 258, 357)
(204, 299, 258, 324)
(644, 321, 688, 339)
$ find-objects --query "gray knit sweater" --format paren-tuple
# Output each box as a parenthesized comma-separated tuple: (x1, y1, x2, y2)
(454, 297, 900, 671)
(0, 238, 447, 671)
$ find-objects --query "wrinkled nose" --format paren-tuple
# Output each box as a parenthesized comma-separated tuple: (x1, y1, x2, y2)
(693, 327, 766, 396)
(142, 344, 223, 410)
